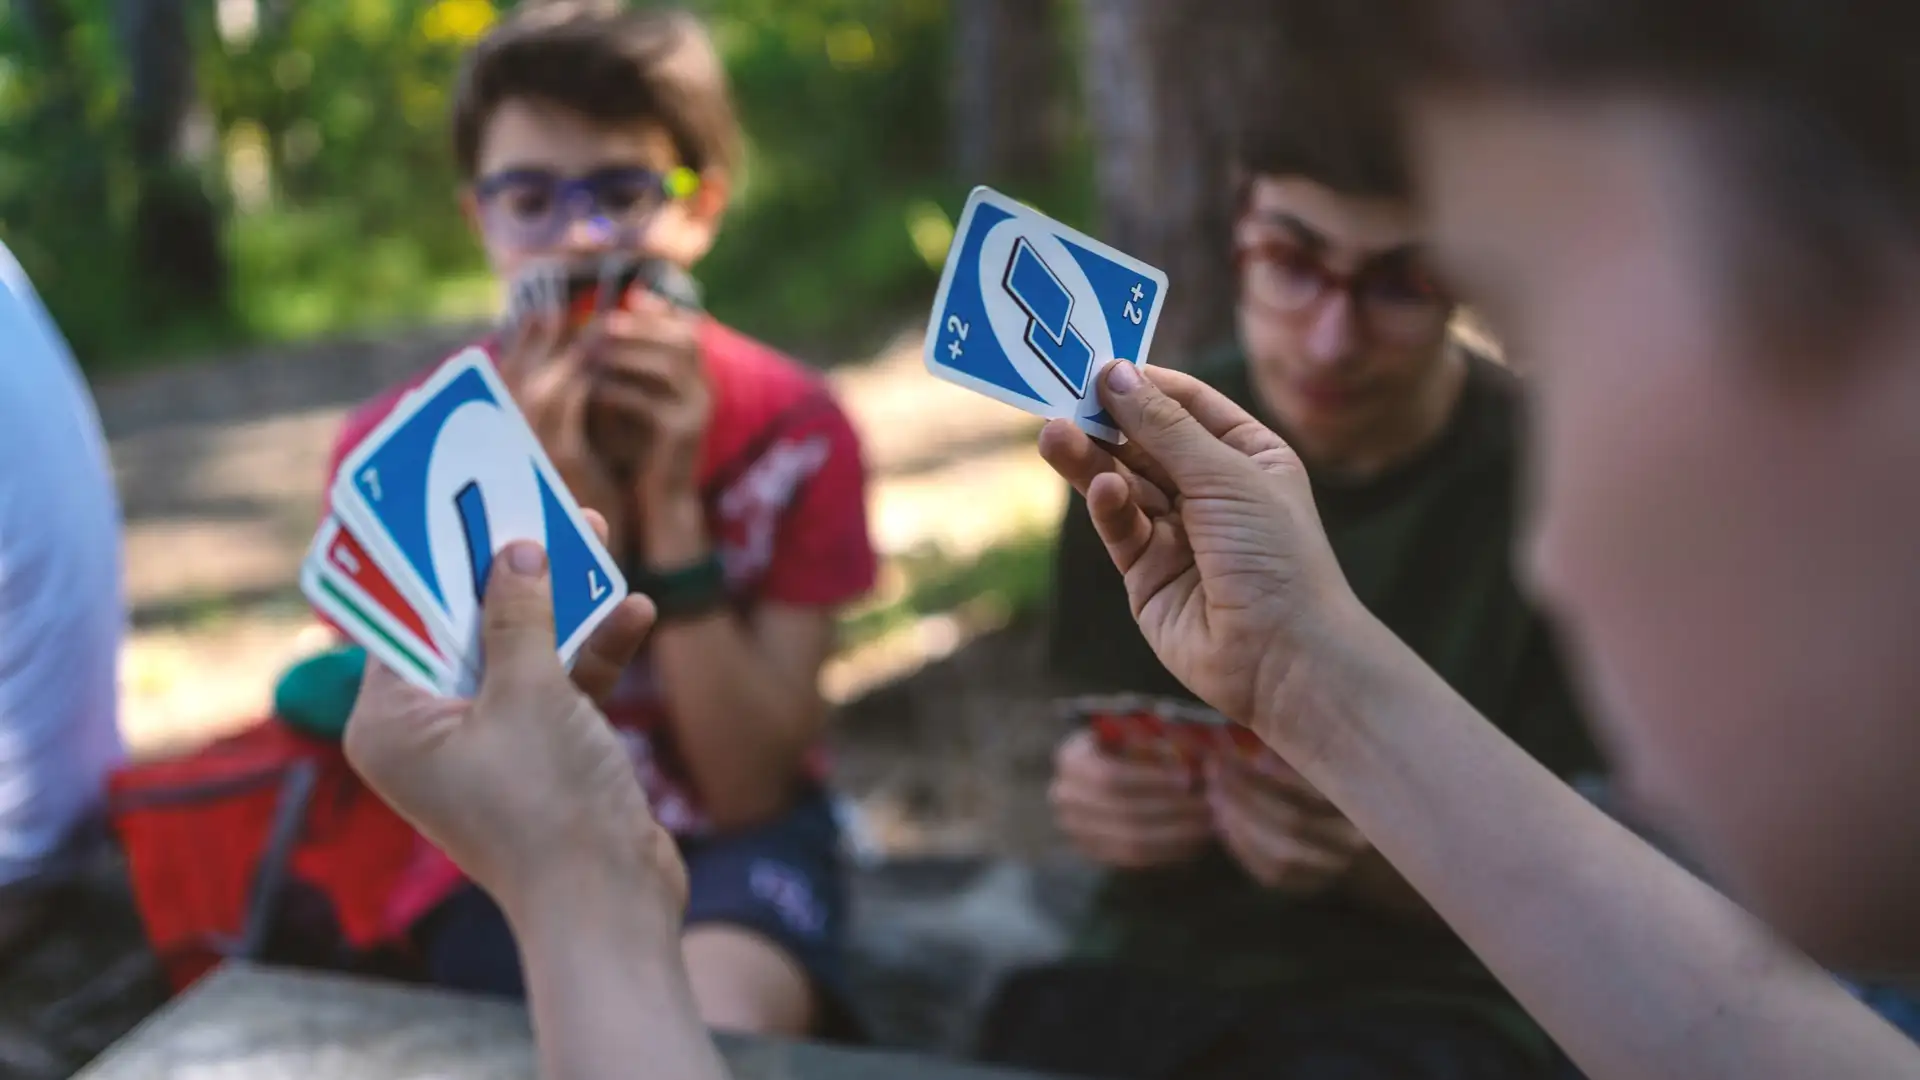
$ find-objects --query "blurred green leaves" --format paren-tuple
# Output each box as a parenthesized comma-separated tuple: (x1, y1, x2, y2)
(0, 0, 1089, 372)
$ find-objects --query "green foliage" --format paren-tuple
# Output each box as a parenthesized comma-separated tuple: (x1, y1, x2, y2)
(840, 529, 1057, 649)
(0, 0, 1090, 372)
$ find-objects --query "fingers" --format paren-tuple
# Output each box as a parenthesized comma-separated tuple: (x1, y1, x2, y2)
(1221, 753, 1338, 814)
(1039, 420, 1174, 516)
(1141, 366, 1293, 459)
(499, 308, 566, 388)
(1086, 472, 1158, 576)
(1059, 809, 1214, 870)
(342, 657, 438, 788)
(568, 595, 657, 702)
(1208, 758, 1366, 853)
(583, 508, 610, 546)
(1051, 731, 1212, 869)
(1055, 729, 1202, 801)
(478, 541, 560, 687)
(1095, 362, 1274, 491)
(1215, 812, 1350, 892)
(1038, 420, 1113, 497)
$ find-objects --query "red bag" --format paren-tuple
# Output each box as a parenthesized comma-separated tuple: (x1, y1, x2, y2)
(108, 721, 420, 991)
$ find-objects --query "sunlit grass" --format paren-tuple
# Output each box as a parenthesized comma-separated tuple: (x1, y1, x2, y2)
(840, 528, 1056, 651)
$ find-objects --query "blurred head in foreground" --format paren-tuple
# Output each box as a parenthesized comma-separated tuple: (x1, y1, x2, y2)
(1365, 0, 1920, 969)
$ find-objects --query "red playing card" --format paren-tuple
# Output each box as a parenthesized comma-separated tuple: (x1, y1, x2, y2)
(324, 525, 443, 659)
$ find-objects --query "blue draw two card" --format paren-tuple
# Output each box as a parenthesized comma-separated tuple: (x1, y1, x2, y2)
(924, 186, 1169, 443)
(330, 347, 627, 688)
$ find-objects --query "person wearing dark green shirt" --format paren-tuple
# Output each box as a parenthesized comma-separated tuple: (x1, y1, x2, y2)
(1008, 96, 1601, 1079)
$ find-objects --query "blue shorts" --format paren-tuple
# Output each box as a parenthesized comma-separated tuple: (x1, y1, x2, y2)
(415, 788, 854, 1036)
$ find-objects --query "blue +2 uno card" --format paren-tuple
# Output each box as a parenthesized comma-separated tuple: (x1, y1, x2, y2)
(924, 186, 1169, 443)
(329, 347, 628, 696)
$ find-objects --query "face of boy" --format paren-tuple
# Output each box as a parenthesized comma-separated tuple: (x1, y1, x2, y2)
(465, 97, 727, 282)
(1416, 95, 1920, 968)
(1234, 177, 1457, 474)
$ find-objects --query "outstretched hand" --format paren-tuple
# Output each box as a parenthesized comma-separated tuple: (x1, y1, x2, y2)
(342, 522, 683, 925)
(1037, 361, 1361, 740)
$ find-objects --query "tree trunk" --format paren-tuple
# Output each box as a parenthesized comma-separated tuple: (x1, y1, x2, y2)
(1079, 0, 1294, 368)
(118, 0, 228, 320)
(952, 0, 1064, 190)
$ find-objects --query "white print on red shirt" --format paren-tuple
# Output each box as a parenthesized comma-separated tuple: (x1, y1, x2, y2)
(715, 434, 832, 585)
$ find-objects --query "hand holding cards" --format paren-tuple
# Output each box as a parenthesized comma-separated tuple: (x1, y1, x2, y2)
(924, 186, 1168, 443)
(504, 254, 703, 333)
(1065, 694, 1273, 780)
(303, 347, 630, 698)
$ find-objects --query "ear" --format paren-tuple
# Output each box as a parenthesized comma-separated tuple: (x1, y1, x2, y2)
(690, 168, 731, 231)
(671, 168, 731, 264)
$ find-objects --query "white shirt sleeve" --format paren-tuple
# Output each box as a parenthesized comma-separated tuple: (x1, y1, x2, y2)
(0, 242, 126, 888)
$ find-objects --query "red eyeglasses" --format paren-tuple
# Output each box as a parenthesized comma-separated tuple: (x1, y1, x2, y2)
(1236, 236, 1451, 342)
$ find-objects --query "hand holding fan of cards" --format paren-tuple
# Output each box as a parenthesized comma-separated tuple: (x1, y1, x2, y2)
(304, 254, 703, 696)
(302, 348, 632, 698)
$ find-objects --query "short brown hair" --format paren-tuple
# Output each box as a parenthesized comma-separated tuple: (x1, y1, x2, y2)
(1366, 0, 1920, 342)
(451, 1, 740, 179)
(1230, 61, 1411, 204)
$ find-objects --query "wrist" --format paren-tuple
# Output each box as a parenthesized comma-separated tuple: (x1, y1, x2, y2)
(495, 818, 685, 943)
(1251, 593, 1393, 769)
(638, 492, 709, 566)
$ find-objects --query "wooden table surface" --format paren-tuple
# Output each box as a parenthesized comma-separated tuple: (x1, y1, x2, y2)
(76, 963, 1058, 1080)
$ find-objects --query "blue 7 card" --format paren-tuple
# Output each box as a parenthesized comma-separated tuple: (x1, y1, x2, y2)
(329, 347, 627, 694)
(924, 186, 1168, 443)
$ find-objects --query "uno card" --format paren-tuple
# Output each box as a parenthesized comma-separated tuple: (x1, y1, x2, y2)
(924, 186, 1168, 443)
(301, 515, 455, 694)
(329, 347, 629, 693)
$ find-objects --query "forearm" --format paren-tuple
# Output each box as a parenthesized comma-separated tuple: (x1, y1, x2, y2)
(642, 498, 820, 826)
(650, 614, 819, 823)
(506, 868, 726, 1080)
(1281, 610, 1916, 1080)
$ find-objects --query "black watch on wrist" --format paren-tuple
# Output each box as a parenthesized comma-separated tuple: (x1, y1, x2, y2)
(628, 553, 728, 620)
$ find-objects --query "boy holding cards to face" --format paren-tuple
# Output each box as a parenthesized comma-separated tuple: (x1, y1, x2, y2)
(322, 1, 875, 1038)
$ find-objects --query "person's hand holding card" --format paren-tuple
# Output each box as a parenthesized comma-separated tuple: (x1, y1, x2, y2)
(587, 287, 711, 510)
(1205, 753, 1368, 897)
(343, 537, 678, 923)
(1050, 728, 1214, 871)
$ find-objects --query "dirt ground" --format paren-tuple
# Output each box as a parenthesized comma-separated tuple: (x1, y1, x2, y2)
(95, 321, 1080, 858)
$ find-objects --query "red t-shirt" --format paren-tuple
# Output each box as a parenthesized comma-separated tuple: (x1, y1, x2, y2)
(323, 320, 877, 931)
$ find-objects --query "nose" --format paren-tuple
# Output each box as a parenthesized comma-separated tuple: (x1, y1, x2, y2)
(1302, 291, 1360, 366)
(558, 212, 620, 255)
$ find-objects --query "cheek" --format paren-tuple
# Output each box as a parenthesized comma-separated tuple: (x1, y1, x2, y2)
(1527, 282, 1920, 933)
(1237, 304, 1304, 372)
(642, 206, 714, 264)
(1522, 275, 1769, 811)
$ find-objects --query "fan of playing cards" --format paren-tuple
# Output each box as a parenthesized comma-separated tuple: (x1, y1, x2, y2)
(504, 253, 703, 333)
(301, 347, 630, 699)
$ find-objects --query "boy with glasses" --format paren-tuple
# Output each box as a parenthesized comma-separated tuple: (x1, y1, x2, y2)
(323, 1, 875, 1038)
(1018, 95, 1599, 1076)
